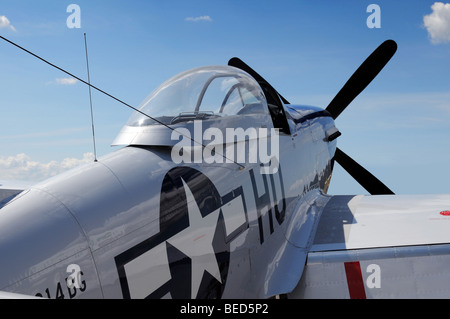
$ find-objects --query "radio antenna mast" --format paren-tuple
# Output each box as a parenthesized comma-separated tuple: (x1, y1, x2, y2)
(0, 35, 246, 170)
(84, 32, 98, 162)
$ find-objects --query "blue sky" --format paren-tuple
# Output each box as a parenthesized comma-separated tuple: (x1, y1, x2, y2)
(0, 1, 449, 196)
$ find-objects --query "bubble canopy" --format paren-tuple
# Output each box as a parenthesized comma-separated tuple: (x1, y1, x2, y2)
(113, 66, 272, 146)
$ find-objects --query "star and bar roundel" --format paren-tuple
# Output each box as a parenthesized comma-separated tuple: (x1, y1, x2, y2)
(115, 167, 249, 299)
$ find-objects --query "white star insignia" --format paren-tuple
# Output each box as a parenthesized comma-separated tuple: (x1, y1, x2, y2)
(166, 178, 222, 298)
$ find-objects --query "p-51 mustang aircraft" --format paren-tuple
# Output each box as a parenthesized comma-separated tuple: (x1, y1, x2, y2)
(1, 38, 450, 299)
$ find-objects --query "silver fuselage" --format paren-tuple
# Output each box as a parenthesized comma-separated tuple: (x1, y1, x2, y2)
(0, 104, 337, 299)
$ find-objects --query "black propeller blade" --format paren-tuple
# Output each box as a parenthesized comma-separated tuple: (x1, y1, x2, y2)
(228, 41, 397, 195)
(228, 57, 290, 105)
(327, 40, 397, 195)
(326, 39, 397, 120)
(335, 147, 394, 195)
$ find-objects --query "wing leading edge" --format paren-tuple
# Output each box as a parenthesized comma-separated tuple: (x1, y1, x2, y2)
(0, 181, 33, 207)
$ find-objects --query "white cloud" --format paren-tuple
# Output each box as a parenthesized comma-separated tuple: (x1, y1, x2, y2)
(185, 15, 213, 22)
(424, 2, 450, 44)
(0, 15, 16, 31)
(55, 78, 78, 85)
(0, 153, 95, 182)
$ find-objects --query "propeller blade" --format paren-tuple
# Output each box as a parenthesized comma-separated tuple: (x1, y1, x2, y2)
(228, 57, 290, 104)
(326, 40, 397, 120)
(334, 147, 395, 195)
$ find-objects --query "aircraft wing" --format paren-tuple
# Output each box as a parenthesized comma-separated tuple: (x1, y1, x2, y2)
(0, 291, 40, 299)
(289, 194, 450, 299)
(0, 181, 33, 207)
